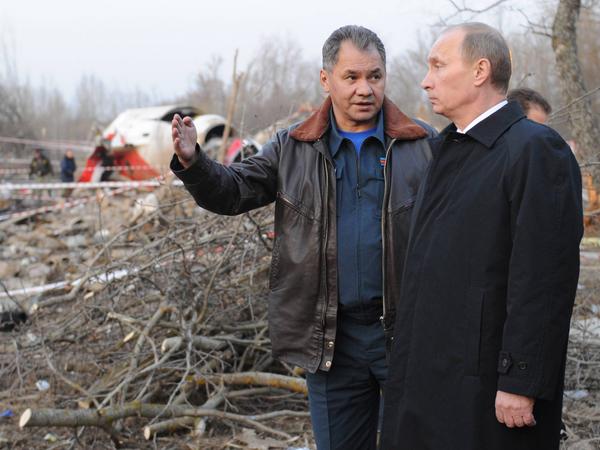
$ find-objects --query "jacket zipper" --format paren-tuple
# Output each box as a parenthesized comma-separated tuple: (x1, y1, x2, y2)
(381, 138, 396, 329)
(321, 153, 331, 329)
(277, 192, 313, 219)
(355, 149, 361, 198)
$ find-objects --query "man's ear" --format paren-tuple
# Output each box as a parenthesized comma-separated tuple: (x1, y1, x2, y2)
(320, 69, 330, 93)
(473, 58, 492, 87)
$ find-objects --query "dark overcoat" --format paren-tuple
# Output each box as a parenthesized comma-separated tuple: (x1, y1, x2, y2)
(381, 102, 583, 450)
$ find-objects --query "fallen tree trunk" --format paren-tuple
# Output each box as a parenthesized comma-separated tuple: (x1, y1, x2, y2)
(160, 334, 229, 353)
(191, 371, 308, 395)
(20, 402, 307, 439)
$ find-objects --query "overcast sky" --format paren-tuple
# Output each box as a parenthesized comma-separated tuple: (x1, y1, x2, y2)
(0, 0, 541, 102)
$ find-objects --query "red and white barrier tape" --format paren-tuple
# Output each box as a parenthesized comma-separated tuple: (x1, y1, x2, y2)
(0, 165, 170, 176)
(1, 179, 183, 191)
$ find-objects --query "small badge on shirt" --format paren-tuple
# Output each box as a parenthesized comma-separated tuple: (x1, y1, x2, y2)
(379, 157, 387, 168)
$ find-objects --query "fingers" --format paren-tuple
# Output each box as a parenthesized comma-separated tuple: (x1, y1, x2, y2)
(172, 114, 185, 152)
(523, 413, 537, 427)
(495, 391, 536, 429)
(502, 413, 514, 428)
(172, 115, 180, 138)
(495, 406, 505, 425)
(513, 415, 525, 428)
(498, 414, 535, 428)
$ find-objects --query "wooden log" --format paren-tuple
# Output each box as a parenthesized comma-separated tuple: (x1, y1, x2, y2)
(20, 408, 111, 429)
(192, 371, 307, 395)
(20, 402, 294, 439)
(160, 335, 228, 353)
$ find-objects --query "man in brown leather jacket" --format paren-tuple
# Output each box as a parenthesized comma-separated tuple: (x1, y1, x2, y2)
(171, 25, 435, 450)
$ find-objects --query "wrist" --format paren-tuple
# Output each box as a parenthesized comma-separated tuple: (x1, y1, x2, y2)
(178, 152, 196, 168)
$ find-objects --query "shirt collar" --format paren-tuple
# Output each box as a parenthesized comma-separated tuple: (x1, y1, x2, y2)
(456, 100, 508, 134)
(329, 109, 385, 158)
(436, 100, 526, 149)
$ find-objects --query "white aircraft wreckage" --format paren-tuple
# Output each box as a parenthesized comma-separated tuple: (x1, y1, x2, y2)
(80, 105, 260, 182)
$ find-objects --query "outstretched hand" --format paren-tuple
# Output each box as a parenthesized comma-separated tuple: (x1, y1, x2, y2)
(172, 114, 198, 168)
(495, 390, 536, 428)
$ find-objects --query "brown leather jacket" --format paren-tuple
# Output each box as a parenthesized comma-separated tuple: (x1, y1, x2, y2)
(171, 97, 435, 372)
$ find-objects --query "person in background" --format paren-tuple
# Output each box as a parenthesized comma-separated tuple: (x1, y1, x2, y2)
(507, 87, 552, 124)
(29, 148, 53, 179)
(29, 148, 54, 201)
(60, 149, 77, 197)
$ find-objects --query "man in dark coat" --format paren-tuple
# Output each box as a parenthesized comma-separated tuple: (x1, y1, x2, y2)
(60, 149, 77, 182)
(171, 26, 435, 450)
(381, 22, 583, 450)
(60, 149, 77, 197)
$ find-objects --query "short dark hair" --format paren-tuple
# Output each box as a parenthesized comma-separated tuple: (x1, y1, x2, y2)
(322, 25, 386, 71)
(507, 87, 552, 114)
(443, 22, 511, 93)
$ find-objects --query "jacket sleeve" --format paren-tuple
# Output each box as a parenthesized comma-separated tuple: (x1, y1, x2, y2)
(170, 132, 281, 215)
(497, 128, 583, 400)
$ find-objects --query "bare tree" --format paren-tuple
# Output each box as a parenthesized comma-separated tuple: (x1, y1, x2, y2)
(0, 35, 35, 141)
(552, 0, 600, 173)
(236, 36, 321, 134)
(187, 55, 228, 116)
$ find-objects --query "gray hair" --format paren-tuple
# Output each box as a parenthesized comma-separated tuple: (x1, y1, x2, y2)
(443, 22, 511, 93)
(322, 25, 386, 71)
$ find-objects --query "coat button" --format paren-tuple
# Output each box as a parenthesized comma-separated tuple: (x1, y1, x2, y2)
(325, 361, 332, 368)
(518, 361, 528, 370)
(327, 341, 334, 348)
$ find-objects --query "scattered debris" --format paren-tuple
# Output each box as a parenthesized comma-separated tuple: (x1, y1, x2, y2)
(565, 390, 590, 400)
(35, 380, 50, 392)
(0, 182, 311, 449)
(0, 153, 598, 448)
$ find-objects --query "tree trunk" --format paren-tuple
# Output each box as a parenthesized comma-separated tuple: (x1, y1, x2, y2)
(552, 0, 600, 180)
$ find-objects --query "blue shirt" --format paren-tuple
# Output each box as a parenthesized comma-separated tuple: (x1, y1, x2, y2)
(329, 111, 386, 309)
(339, 127, 378, 155)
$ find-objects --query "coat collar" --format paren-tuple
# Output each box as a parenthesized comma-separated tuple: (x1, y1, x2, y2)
(439, 101, 526, 148)
(290, 96, 428, 142)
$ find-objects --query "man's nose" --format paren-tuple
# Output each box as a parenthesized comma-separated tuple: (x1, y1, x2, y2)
(421, 71, 432, 90)
(356, 78, 373, 96)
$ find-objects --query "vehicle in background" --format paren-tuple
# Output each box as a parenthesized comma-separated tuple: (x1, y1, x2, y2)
(79, 105, 253, 181)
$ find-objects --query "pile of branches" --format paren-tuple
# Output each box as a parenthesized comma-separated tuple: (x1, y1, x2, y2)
(1, 182, 599, 449)
(0, 185, 311, 449)
(562, 253, 600, 450)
